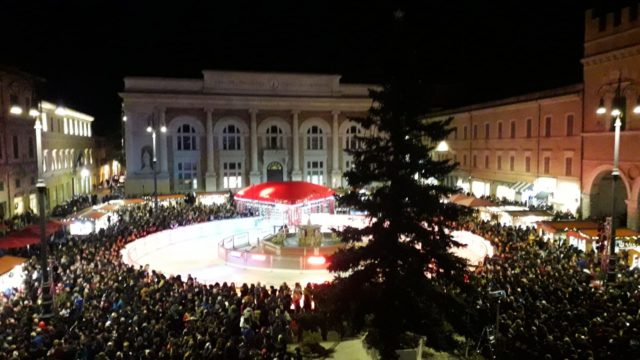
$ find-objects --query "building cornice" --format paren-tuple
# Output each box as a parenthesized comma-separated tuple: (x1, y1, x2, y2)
(119, 92, 373, 112)
(581, 43, 640, 67)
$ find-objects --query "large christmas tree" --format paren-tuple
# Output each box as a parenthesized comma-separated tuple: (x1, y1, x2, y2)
(327, 10, 472, 359)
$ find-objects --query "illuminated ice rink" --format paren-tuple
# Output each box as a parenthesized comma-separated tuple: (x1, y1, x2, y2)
(120, 216, 493, 287)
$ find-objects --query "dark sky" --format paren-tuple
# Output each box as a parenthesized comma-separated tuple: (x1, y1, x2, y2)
(1, 0, 621, 141)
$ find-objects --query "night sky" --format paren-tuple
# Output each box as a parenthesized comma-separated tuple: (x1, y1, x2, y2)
(1, 0, 620, 141)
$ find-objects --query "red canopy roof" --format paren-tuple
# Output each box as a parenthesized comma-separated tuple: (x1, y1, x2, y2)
(0, 221, 62, 249)
(235, 181, 335, 205)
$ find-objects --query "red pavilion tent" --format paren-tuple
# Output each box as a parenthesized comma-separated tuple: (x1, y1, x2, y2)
(234, 181, 336, 225)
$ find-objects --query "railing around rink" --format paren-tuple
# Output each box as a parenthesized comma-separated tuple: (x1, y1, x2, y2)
(217, 229, 332, 272)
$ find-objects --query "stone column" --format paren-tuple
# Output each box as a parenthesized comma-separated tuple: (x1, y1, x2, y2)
(291, 110, 302, 181)
(205, 108, 217, 191)
(628, 201, 639, 231)
(331, 110, 342, 187)
(581, 193, 591, 220)
(249, 109, 261, 184)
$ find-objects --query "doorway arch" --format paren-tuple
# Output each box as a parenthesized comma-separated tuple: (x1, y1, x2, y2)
(266, 162, 284, 182)
(586, 166, 630, 226)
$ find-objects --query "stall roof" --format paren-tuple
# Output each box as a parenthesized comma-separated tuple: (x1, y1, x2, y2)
(82, 210, 108, 220)
(0, 221, 62, 249)
(536, 220, 599, 234)
(235, 181, 335, 205)
(504, 210, 554, 217)
(448, 194, 497, 208)
(0, 256, 27, 276)
(580, 228, 640, 239)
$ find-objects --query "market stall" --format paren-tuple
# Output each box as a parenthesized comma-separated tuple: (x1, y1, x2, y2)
(535, 220, 599, 243)
(0, 256, 26, 294)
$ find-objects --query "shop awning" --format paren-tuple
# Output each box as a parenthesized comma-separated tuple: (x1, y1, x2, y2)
(510, 181, 533, 193)
(0, 221, 63, 249)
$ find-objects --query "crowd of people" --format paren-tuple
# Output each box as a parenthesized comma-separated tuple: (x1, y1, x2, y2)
(0, 201, 308, 359)
(455, 218, 640, 359)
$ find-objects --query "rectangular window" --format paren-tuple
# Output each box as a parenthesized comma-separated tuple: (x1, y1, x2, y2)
(497, 155, 502, 170)
(28, 137, 34, 159)
(484, 155, 489, 169)
(509, 156, 515, 171)
(223, 162, 242, 189)
(63, 118, 68, 134)
(545, 117, 551, 137)
(473, 155, 477, 168)
(498, 122, 503, 139)
(12, 135, 19, 159)
(525, 156, 531, 173)
(544, 157, 550, 174)
(0, 202, 5, 219)
(485, 123, 490, 139)
(526, 119, 532, 138)
(453, 127, 458, 140)
(463, 126, 468, 140)
(566, 115, 574, 136)
(473, 125, 478, 139)
(510, 121, 516, 139)
(177, 162, 199, 188)
(306, 161, 324, 185)
(0, 181, 4, 191)
(463, 154, 467, 166)
(15, 179, 20, 188)
(565, 157, 573, 176)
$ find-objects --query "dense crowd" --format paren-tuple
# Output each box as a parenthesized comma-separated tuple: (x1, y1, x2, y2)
(457, 219, 640, 359)
(0, 202, 305, 360)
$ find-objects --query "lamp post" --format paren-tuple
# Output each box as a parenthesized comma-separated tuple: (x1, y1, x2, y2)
(596, 75, 640, 284)
(34, 114, 53, 319)
(146, 114, 166, 211)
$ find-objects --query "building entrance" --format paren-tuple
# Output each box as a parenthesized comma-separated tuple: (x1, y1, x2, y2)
(266, 162, 284, 182)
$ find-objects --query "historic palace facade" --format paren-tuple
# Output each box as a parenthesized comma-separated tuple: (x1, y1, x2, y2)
(120, 71, 372, 195)
(429, 4, 640, 229)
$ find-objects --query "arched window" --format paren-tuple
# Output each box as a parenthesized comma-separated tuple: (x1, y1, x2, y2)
(266, 125, 283, 149)
(177, 124, 197, 151)
(223, 124, 241, 150)
(306, 126, 323, 150)
(345, 125, 362, 150)
(51, 150, 58, 170)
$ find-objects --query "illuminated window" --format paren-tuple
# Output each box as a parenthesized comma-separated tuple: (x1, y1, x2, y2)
(222, 124, 241, 150)
(63, 118, 68, 134)
(177, 161, 198, 186)
(306, 161, 324, 185)
(43, 150, 48, 172)
(177, 124, 197, 151)
(42, 113, 48, 132)
(307, 126, 323, 150)
(345, 125, 362, 150)
(266, 125, 283, 149)
(223, 162, 242, 189)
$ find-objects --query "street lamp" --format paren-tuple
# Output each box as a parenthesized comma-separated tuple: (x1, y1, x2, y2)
(596, 74, 639, 284)
(34, 115, 53, 319)
(146, 114, 166, 211)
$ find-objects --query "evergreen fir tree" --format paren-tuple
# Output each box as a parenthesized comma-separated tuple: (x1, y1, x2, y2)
(327, 9, 472, 358)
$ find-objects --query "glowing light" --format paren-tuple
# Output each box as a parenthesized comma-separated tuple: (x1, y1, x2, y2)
(596, 98, 606, 115)
(146, 126, 152, 133)
(9, 106, 23, 115)
(611, 108, 622, 117)
(307, 256, 326, 265)
(160, 125, 167, 133)
(634, 98, 640, 114)
(435, 141, 449, 152)
(29, 109, 40, 117)
(251, 254, 266, 261)
(122, 116, 127, 122)
(55, 106, 66, 115)
(81, 168, 90, 178)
